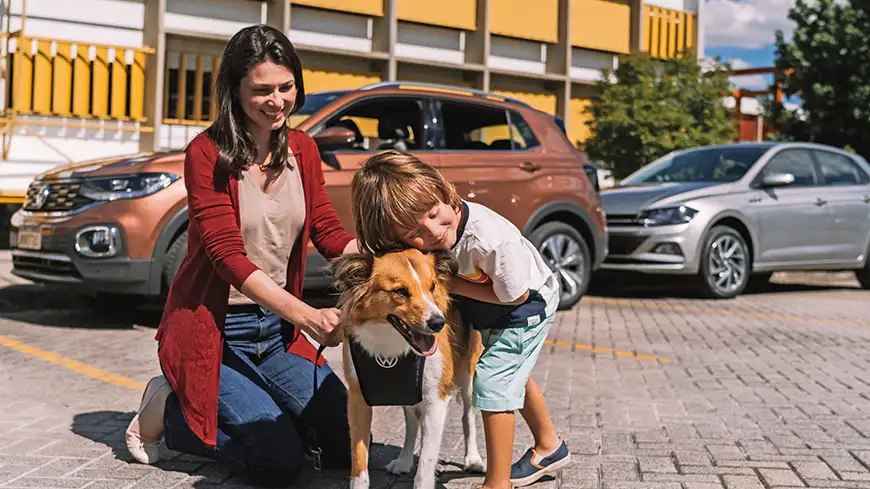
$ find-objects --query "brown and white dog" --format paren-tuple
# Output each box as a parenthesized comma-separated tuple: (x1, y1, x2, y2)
(331, 248, 485, 489)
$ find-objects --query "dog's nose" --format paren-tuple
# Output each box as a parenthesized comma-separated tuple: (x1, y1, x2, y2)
(426, 315, 446, 332)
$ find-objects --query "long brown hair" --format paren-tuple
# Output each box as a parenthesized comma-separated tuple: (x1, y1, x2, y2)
(206, 24, 306, 178)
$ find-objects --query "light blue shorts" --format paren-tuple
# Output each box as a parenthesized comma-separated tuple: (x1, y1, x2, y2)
(472, 314, 554, 412)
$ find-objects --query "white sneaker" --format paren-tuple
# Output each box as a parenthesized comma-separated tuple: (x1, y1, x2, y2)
(125, 375, 172, 464)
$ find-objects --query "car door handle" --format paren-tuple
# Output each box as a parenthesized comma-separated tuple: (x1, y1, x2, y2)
(863, 195, 870, 204)
(519, 161, 540, 172)
(815, 197, 827, 206)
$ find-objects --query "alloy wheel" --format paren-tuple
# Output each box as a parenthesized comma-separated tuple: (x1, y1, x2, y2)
(540, 233, 587, 303)
(707, 233, 748, 295)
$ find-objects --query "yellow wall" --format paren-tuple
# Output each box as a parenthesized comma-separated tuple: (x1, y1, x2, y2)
(643, 6, 696, 59)
(397, 0, 477, 30)
(568, 97, 593, 146)
(293, 0, 383, 17)
(492, 89, 558, 115)
(490, 0, 559, 43)
(571, 0, 631, 54)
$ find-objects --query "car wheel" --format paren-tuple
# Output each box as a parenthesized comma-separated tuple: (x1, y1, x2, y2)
(529, 222, 591, 311)
(856, 259, 870, 289)
(697, 225, 751, 299)
(162, 230, 188, 292)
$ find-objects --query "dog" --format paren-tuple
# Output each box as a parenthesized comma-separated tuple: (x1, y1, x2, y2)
(330, 248, 485, 489)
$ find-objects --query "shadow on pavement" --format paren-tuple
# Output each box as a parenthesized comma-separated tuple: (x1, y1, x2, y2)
(587, 271, 861, 300)
(70, 410, 473, 488)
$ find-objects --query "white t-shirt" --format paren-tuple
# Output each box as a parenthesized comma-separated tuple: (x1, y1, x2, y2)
(450, 201, 560, 317)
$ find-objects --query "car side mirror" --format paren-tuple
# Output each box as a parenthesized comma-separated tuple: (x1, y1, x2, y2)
(760, 172, 795, 188)
(313, 126, 356, 153)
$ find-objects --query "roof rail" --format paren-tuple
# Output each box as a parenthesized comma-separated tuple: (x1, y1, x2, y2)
(358, 81, 532, 108)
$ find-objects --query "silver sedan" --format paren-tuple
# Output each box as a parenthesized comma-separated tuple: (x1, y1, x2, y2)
(599, 142, 870, 298)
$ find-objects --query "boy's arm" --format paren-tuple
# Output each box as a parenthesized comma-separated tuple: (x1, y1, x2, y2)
(450, 276, 530, 305)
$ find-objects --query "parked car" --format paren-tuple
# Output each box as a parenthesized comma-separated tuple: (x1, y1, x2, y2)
(8, 81, 607, 311)
(599, 141, 870, 298)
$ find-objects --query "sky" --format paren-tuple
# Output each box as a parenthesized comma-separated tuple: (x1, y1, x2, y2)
(703, 0, 796, 91)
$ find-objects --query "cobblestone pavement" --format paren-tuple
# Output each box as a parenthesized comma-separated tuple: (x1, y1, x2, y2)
(3, 250, 870, 489)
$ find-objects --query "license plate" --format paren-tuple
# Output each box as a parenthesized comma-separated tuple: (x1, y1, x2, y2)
(17, 226, 42, 250)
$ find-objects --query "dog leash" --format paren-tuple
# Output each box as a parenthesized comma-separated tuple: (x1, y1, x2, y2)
(306, 343, 328, 471)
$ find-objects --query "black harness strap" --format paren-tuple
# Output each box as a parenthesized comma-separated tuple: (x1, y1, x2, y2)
(309, 344, 327, 470)
(349, 339, 426, 407)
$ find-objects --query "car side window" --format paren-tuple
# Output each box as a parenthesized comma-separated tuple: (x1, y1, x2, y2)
(760, 150, 817, 187)
(440, 101, 517, 151)
(814, 151, 869, 186)
(320, 97, 425, 152)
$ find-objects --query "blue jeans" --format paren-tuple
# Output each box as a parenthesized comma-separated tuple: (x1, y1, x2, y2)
(162, 305, 351, 487)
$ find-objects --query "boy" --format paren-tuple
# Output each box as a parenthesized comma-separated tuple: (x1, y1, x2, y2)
(351, 150, 570, 489)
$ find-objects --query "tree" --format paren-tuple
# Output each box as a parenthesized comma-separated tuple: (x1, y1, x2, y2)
(583, 53, 735, 180)
(765, 0, 870, 159)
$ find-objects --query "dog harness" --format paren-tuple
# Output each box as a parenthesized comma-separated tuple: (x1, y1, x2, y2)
(349, 339, 426, 406)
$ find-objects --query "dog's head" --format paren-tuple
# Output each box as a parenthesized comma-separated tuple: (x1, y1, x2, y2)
(330, 248, 457, 356)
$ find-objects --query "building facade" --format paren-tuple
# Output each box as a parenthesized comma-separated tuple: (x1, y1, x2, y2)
(0, 0, 703, 206)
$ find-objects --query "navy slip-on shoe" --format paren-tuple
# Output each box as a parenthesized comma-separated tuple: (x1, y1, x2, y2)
(510, 439, 571, 487)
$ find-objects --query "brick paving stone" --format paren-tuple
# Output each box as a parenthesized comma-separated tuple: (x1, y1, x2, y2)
(759, 468, 805, 487)
(4, 257, 870, 488)
(722, 474, 766, 489)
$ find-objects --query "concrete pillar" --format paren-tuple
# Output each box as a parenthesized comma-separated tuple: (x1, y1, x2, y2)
(630, 0, 645, 54)
(140, 0, 167, 153)
(694, 0, 704, 59)
(266, 0, 290, 33)
(466, 0, 490, 90)
(379, 0, 398, 81)
(552, 0, 572, 120)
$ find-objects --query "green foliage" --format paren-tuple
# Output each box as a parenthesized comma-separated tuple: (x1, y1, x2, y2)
(583, 52, 736, 180)
(766, 0, 870, 158)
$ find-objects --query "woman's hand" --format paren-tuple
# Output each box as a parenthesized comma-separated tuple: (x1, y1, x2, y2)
(239, 270, 344, 347)
(298, 306, 343, 347)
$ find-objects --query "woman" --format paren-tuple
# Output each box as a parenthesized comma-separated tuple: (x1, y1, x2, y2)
(124, 25, 358, 486)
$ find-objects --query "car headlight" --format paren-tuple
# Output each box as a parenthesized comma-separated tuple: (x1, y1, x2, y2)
(80, 173, 178, 201)
(638, 206, 697, 226)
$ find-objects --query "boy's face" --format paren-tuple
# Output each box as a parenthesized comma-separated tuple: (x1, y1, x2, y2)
(396, 201, 460, 251)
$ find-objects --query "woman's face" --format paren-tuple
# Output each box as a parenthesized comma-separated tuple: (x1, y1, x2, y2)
(239, 60, 297, 133)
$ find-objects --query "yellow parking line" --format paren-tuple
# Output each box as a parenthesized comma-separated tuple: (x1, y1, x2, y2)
(0, 335, 146, 392)
(584, 296, 870, 330)
(544, 339, 671, 363)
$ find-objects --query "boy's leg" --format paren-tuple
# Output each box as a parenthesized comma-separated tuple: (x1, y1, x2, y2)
(473, 328, 528, 489)
(481, 410, 515, 489)
(509, 315, 571, 487)
(519, 377, 561, 455)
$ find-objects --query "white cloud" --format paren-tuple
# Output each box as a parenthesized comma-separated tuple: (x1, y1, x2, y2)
(704, 0, 796, 49)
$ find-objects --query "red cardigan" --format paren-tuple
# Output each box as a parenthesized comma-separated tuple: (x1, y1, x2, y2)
(155, 130, 354, 447)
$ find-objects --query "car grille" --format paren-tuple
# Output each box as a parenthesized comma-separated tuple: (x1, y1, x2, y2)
(606, 214, 640, 227)
(23, 181, 94, 213)
(12, 252, 81, 279)
(607, 235, 647, 255)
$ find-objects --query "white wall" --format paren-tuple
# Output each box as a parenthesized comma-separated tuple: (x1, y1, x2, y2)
(164, 0, 265, 39)
(5, 0, 145, 47)
(644, 0, 698, 13)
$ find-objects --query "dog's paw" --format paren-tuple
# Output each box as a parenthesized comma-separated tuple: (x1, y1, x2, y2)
(463, 454, 485, 473)
(350, 471, 370, 489)
(386, 456, 414, 475)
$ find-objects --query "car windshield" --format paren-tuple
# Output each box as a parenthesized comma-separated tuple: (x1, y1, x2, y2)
(621, 146, 770, 185)
(286, 90, 350, 128)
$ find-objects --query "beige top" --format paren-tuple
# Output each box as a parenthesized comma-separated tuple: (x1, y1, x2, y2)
(229, 155, 306, 305)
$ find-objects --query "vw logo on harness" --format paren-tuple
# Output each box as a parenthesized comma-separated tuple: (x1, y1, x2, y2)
(375, 355, 398, 369)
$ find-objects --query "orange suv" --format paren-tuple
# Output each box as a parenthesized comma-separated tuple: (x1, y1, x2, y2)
(9, 82, 607, 310)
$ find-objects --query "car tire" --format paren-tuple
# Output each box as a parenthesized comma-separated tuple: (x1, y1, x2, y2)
(697, 225, 751, 299)
(162, 230, 188, 292)
(856, 260, 870, 289)
(529, 222, 592, 311)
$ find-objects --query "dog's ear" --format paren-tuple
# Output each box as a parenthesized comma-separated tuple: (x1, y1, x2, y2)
(329, 252, 373, 294)
(432, 250, 458, 284)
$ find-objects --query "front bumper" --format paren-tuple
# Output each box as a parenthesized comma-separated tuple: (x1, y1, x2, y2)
(599, 222, 703, 274)
(9, 213, 156, 295)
